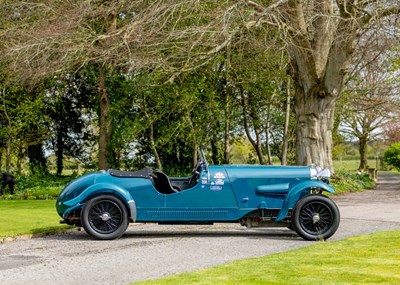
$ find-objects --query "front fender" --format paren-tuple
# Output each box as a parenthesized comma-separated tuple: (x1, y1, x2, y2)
(63, 182, 137, 222)
(275, 180, 335, 222)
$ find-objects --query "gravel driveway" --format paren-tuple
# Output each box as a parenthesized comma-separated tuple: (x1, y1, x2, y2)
(1, 173, 399, 285)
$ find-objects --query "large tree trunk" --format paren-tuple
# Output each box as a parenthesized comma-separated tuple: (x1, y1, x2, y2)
(294, 86, 336, 169)
(284, 0, 359, 170)
(98, 64, 111, 170)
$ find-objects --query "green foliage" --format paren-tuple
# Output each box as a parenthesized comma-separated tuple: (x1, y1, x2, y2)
(0, 0, 296, 174)
(383, 143, 400, 170)
(355, 173, 376, 189)
(1, 186, 62, 200)
(44, 71, 97, 175)
(28, 143, 48, 175)
(0, 78, 52, 173)
(330, 172, 375, 193)
(0, 173, 74, 200)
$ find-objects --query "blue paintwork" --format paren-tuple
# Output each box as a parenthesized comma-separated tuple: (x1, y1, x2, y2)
(56, 162, 336, 225)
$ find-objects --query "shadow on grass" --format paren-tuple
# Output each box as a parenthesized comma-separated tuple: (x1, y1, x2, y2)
(29, 225, 74, 237)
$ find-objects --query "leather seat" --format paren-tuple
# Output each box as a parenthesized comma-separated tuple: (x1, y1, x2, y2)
(154, 170, 180, 194)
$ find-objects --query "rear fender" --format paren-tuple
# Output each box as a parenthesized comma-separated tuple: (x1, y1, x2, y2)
(275, 181, 335, 222)
(63, 182, 137, 222)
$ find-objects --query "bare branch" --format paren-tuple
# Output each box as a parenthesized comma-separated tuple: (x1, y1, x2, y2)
(362, 4, 400, 24)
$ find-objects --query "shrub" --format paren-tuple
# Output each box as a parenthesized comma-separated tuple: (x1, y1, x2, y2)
(383, 143, 400, 171)
(1, 173, 75, 200)
(330, 172, 375, 193)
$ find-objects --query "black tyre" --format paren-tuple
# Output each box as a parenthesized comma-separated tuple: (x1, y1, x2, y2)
(292, 195, 340, 241)
(81, 195, 129, 240)
(287, 223, 294, 231)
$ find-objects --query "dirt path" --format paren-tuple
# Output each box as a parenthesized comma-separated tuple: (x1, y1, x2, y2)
(333, 172, 400, 223)
(1, 172, 399, 285)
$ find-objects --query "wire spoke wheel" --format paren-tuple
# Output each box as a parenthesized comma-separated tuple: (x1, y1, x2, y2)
(299, 201, 333, 235)
(292, 195, 340, 241)
(89, 200, 124, 234)
(81, 195, 129, 240)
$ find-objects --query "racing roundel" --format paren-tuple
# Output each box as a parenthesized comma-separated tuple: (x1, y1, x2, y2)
(213, 172, 225, 179)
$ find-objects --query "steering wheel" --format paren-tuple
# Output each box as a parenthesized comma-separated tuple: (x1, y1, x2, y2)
(188, 160, 202, 185)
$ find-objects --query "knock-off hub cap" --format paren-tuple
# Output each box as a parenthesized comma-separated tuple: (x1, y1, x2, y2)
(100, 213, 111, 222)
(312, 213, 320, 224)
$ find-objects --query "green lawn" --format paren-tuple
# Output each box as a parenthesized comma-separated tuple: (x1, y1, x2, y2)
(0, 200, 71, 238)
(333, 159, 378, 172)
(134, 230, 400, 285)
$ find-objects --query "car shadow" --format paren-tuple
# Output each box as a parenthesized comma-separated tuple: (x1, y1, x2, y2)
(122, 229, 300, 241)
(49, 226, 301, 241)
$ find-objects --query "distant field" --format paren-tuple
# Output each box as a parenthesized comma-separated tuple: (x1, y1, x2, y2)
(333, 159, 379, 172)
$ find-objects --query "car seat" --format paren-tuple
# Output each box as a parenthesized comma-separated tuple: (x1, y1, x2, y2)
(154, 170, 180, 194)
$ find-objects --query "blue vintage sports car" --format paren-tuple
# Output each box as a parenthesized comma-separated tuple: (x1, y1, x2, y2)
(56, 151, 340, 241)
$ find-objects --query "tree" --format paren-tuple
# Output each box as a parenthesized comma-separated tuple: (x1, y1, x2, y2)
(218, 26, 292, 165)
(2, 0, 399, 171)
(274, 0, 399, 169)
(154, 0, 400, 169)
(106, 0, 398, 170)
(45, 72, 96, 175)
(383, 121, 400, 145)
(339, 52, 400, 171)
(0, 83, 49, 174)
(103, 70, 216, 174)
(28, 143, 47, 175)
(0, 0, 175, 169)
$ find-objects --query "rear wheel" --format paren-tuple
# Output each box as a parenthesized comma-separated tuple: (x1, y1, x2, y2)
(292, 195, 340, 241)
(81, 195, 129, 240)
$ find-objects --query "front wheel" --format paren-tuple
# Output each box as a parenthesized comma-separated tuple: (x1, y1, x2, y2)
(81, 195, 129, 240)
(292, 195, 340, 241)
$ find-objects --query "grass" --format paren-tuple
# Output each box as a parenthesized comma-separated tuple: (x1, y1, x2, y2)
(134, 230, 400, 285)
(0, 200, 71, 239)
(333, 159, 378, 172)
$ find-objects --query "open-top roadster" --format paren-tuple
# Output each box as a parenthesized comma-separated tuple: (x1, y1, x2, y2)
(56, 151, 340, 241)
